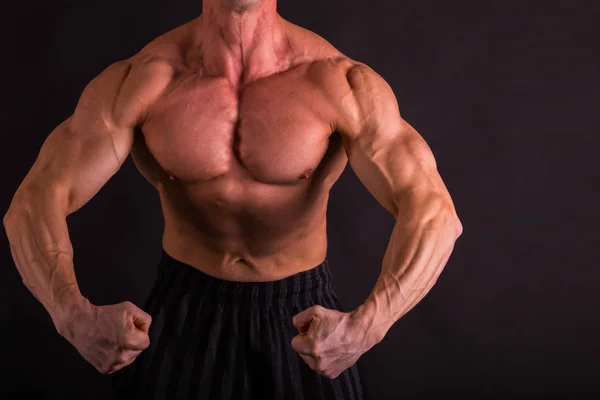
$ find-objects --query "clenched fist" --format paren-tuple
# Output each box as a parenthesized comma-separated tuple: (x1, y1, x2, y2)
(58, 300, 152, 375)
(291, 305, 378, 379)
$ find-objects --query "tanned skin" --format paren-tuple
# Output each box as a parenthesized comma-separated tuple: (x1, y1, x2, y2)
(4, 0, 462, 379)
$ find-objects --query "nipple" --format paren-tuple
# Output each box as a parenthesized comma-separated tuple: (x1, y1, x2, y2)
(299, 168, 314, 180)
(165, 170, 176, 181)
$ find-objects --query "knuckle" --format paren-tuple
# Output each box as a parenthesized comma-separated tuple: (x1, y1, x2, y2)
(121, 302, 136, 314)
(309, 342, 322, 356)
(314, 305, 326, 314)
(120, 308, 131, 320)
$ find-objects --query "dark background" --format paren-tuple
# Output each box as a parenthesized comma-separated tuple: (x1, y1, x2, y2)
(2, 0, 599, 398)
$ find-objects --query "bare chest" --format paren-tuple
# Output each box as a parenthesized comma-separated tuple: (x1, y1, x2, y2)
(138, 70, 337, 185)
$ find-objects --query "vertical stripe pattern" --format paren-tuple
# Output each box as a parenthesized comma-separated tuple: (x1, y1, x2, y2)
(111, 249, 367, 400)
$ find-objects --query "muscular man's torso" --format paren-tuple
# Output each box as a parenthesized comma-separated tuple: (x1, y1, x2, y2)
(128, 17, 356, 281)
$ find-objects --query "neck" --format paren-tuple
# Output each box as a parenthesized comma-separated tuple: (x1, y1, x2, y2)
(198, 0, 287, 85)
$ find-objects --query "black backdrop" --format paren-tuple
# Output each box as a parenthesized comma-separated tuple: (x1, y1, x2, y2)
(2, 1, 599, 398)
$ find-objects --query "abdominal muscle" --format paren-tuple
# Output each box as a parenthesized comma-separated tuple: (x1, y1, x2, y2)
(161, 212, 329, 282)
(158, 182, 331, 282)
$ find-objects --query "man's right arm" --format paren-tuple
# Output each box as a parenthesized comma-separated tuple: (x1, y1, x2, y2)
(3, 58, 170, 335)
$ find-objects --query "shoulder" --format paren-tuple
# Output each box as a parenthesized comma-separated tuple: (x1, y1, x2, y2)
(304, 56, 394, 113)
(279, 18, 381, 77)
(282, 21, 387, 102)
(280, 22, 398, 135)
(80, 20, 188, 127)
(311, 60, 400, 139)
(73, 53, 173, 132)
(342, 63, 398, 120)
(73, 18, 201, 132)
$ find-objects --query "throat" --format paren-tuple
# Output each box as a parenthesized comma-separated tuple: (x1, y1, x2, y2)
(196, 11, 290, 84)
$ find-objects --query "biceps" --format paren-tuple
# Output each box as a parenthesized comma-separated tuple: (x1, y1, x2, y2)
(23, 116, 132, 215)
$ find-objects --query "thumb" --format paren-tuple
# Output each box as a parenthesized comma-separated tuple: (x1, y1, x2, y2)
(132, 311, 152, 335)
(292, 306, 318, 333)
(120, 310, 152, 351)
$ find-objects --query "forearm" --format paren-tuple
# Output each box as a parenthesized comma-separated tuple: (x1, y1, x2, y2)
(4, 184, 88, 333)
(354, 191, 462, 344)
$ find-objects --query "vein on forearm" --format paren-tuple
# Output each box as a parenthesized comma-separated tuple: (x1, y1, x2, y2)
(368, 191, 459, 328)
(7, 192, 77, 320)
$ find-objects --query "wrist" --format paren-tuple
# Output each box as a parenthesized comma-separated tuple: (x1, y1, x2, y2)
(351, 300, 389, 350)
(52, 288, 92, 337)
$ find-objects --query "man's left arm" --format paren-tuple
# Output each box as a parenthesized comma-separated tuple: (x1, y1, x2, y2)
(291, 63, 463, 378)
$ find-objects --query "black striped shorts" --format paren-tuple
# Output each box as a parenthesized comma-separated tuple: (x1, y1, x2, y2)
(111, 249, 367, 400)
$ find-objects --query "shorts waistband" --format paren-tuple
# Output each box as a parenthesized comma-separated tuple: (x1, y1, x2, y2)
(157, 249, 333, 303)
